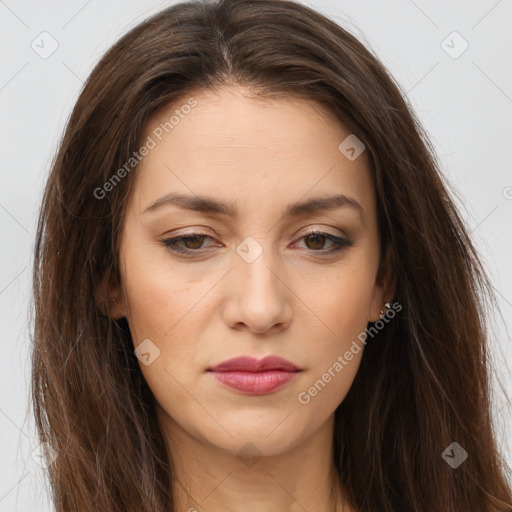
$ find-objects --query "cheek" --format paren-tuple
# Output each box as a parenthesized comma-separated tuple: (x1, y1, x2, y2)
(121, 245, 208, 339)
(295, 254, 376, 406)
(119, 248, 214, 397)
(308, 256, 376, 341)
(120, 253, 211, 429)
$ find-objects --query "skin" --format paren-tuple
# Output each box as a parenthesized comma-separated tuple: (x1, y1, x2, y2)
(109, 85, 394, 512)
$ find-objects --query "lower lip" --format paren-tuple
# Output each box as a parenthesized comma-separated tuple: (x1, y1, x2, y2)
(208, 370, 299, 395)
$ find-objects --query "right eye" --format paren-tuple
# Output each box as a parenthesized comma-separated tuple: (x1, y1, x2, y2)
(160, 233, 219, 254)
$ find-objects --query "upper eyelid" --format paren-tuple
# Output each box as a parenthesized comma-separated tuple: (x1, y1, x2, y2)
(162, 229, 348, 249)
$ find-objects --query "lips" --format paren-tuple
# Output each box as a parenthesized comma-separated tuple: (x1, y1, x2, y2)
(207, 355, 301, 395)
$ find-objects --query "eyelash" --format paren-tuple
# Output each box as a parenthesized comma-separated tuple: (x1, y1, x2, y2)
(159, 230, 352, 256)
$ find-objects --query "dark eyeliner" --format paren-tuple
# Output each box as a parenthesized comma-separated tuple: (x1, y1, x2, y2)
(300, 231, 353, 255)
(160, 234, 212, 254)
(159, 231, 352, 255)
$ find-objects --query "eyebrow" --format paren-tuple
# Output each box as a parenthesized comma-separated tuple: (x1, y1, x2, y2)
(143, 192, 364, 221)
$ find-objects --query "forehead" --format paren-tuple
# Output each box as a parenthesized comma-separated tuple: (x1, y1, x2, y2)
(129, 86, 375, 220)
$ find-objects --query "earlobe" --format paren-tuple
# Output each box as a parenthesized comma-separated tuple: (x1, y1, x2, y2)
(108, 294, 127, 319)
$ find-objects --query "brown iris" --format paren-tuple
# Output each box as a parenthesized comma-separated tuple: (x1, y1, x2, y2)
(304, 233, 327, 250)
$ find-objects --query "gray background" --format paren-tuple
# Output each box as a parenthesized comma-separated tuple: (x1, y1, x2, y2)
(1, 0, 511, 510)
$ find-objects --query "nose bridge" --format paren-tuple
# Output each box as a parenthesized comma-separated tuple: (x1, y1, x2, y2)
(235, 234, 282, 299)
(225, 234, 292, 332)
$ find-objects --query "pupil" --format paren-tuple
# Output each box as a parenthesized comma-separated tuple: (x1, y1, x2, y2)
(185, 236, 204, 249)
(306, 234, 325, 250)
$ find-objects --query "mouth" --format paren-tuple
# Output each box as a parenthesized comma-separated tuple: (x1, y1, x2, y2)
(206, 355, 301, 395)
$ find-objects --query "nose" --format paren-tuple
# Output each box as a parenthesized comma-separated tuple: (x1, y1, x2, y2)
(221, 242, 293, 335)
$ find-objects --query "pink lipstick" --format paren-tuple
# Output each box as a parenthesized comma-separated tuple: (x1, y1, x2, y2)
(207, 355, 301, 395)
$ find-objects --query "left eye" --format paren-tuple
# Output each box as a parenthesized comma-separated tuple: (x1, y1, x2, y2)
(296, 232, 349, 252)
(160, 231, 351, 255)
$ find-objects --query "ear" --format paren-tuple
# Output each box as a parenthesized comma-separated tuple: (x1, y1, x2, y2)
(368, 244, 396, 322)
(94, 272, 128, 320)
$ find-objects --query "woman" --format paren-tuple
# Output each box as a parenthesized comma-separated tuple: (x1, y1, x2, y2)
(31, 0, 512, 510)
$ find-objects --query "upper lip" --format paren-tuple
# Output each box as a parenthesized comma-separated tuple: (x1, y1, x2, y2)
(207, 355, 300, 373)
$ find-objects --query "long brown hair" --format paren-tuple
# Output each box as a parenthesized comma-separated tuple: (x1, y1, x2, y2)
(31, 0, 512, 510)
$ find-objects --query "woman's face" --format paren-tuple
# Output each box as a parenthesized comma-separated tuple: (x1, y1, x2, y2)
(113, 85, 392, 457)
